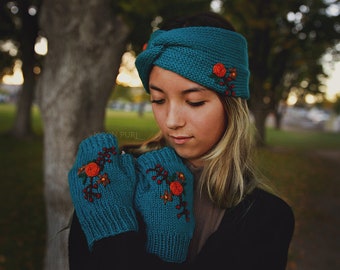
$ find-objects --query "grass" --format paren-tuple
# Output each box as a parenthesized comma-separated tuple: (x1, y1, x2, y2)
(105, 109, 159, 144)
(1, 103, 340, 270)
(267, 127, 340, 149)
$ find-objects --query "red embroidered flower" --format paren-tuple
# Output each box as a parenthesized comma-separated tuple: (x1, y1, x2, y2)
(211, 63, 237, 97)
(85, 162, 100, 177)
(170, 181, 184, 196)
(213, 63, 227, 78)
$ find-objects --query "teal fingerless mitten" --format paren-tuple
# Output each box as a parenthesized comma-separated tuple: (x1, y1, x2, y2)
(134, 147, 195, 263)
(68, 133, 138, 250)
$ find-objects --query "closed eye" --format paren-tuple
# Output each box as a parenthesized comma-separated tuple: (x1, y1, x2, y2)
(187, 101, 206, 107)
(150, 99, 165, 104)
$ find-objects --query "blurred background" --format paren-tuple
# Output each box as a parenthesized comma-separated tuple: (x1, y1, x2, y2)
(0, 0, 339, 269)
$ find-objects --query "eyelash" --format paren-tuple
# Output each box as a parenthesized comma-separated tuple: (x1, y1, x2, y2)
(150, 99, 205, 107)
(150, 99, 165, 104)
(187, 101, 205, 107)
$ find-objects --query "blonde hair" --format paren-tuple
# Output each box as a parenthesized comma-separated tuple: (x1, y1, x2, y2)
(123, 96, 273, 209)
(199, 96, 261, 208)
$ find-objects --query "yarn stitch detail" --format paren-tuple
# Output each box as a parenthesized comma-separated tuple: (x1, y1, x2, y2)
(146, 164, 191, 222)
(77, 146, 117, 202)
(210, 63, 237, 96)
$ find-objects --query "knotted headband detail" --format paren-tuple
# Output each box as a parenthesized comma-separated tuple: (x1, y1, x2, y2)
(135, 26, 250, 99)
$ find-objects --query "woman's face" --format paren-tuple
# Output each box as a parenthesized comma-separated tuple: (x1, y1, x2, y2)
(149, 66, 227, 167)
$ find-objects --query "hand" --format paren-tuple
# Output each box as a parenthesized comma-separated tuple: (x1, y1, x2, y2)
(68, 133, 138, 250)
(134, 147, 195, 263)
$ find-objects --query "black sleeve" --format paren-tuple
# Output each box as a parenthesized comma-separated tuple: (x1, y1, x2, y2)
(68, 212, 94, 270)
(188, 190, 295, 270)
(239, 192, 295, 270)
(68, 211, 187, 270)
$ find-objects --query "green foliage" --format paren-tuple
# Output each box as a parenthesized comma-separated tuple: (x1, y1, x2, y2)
(114, 0, 212, 52)
(222, 0, 339, 108)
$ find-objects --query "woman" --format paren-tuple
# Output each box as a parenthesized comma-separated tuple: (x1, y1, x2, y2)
(68, 11, 294, 270)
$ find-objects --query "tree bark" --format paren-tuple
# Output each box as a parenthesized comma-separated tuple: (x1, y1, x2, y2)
(249, 75, 270, 147)
(37, 1, 129, 269)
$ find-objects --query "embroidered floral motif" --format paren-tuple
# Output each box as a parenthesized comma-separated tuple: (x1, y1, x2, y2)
(77, 146, 117, 202)
(146, 164, 190, 222)
(211, 63, 237, 96)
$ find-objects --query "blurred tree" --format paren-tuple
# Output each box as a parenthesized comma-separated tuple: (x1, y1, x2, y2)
(37, 1, 129, 269)
(334, 94, 340, 114)
(222, 0, 340, 145)
(0, 0, 41, 138)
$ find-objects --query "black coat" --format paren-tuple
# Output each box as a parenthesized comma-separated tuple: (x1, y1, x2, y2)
(68, 188, 294, 270)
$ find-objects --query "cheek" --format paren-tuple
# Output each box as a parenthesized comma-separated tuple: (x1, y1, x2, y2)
(195, 107, 226, 141)
(152, 106, 165, 128)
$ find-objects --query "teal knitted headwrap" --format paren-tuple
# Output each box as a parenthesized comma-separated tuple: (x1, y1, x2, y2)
(135, 26, 250, 99)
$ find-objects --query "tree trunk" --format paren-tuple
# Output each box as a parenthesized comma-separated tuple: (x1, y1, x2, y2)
(274, 110, 282, 130)
(10, 0, 38, 138)
(249, 76, 270, 147)
(37, 1, 129, 269)
(273, 100, 287, 130)
(252, 107, 268, 147)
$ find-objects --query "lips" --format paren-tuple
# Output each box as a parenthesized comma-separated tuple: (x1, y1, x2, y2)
(169, 135, 192, 145)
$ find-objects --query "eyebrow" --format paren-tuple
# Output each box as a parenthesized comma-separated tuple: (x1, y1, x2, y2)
(149, 84, 208, 94)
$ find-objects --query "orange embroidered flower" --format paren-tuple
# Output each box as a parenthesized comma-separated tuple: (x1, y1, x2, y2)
(170, 181, 184, 196)
(213, 63, 227, 78)
(229, 68, 237, 80)
(177, 172, 185, 181)
(161, 190, 173, 204)
(85, 162, 101, 177)
(97, 173, 110, 186)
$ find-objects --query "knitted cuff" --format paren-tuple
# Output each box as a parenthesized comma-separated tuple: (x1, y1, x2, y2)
(78, 133, 118, 160)
(77, 205, 138, 250)
(146, 231, 192, 263)
(137, 147, 184, 173)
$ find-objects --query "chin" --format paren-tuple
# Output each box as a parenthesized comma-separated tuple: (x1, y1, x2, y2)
(172, 148, 203, 164)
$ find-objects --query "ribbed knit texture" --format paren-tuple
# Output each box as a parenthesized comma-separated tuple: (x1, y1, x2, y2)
(135, 147, 195, 263)
(68, 133, 138, 250)
(136, 26, 250, 99)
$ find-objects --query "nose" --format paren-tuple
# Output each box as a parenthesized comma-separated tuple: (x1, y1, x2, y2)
(166, 105, 185, 130)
